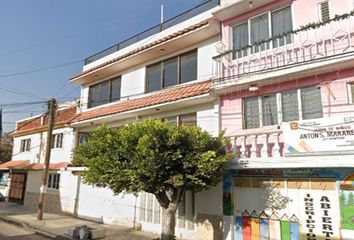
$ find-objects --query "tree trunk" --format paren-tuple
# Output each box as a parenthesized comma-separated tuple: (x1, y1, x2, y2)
(161, 203, 178, 240)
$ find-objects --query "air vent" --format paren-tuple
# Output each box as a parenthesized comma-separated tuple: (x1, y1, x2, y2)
(320, 1, 330, 21)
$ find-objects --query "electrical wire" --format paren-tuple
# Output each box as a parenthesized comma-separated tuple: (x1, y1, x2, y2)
(0, 60, 82, 78)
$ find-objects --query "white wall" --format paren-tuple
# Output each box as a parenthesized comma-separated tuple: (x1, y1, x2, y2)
(12, 133, 41, 163)
(121, 66, 146, 99)
(42, 127, 75, 164)
(59, 170, 137, 225)
(12, 127, 75, 165)
(197, 36, 219, 81)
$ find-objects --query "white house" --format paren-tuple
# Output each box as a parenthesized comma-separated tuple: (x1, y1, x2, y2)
(0, 103, 76, 212)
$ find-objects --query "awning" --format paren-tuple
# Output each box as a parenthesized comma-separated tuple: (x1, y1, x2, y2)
(0, 160, 30, 170)
(0, 160, 71, 171)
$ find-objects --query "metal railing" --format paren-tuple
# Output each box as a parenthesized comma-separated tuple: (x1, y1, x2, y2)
(213, 13, 354, 86)
(84, 0, 219, 65)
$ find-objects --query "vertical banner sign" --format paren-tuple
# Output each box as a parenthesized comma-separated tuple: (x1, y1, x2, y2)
(300, 191, 340, 240)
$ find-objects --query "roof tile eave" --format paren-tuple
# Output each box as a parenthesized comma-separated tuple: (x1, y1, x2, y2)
(74, 80, 211, 123)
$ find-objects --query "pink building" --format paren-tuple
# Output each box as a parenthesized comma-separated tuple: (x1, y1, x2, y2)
(212, 0, 354, 239)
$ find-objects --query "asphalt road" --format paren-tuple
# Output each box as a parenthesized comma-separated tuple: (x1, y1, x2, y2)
(0, 220, 50, 240)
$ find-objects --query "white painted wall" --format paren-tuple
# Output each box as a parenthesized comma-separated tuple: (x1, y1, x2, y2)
(121, 66, 146, 99)
(12, 133, 41, 163)
(42, 127, 75, 164)
(197, 36, 219, 81)
(12, 127, 75, 165)
(59, 170, 137, 225)
(197, 101, 219, 136)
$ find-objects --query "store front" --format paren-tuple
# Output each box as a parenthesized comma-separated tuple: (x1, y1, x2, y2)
(224, 169, 354, 240)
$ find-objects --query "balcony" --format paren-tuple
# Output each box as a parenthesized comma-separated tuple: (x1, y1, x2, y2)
(84, 0, 219, 65)
(227, 115, 354, 169)
(213, 12, 354, 90)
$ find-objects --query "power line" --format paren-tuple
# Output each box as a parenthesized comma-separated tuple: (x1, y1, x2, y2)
(0, 101, 47, 109)
(0, 60, 82, 78)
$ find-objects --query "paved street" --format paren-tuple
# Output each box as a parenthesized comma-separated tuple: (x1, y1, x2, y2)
(0, 220, 49, 240)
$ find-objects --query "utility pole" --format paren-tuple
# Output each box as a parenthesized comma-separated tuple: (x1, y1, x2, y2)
(37, 98, 56, 220)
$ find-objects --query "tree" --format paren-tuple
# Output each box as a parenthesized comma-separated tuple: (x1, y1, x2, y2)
(73, 119, 229, 240)
(0, 133, 13, 163)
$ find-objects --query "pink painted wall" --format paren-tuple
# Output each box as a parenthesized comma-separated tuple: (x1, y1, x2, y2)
(222, 0, 354, 48)
(220, 68, 354, 136)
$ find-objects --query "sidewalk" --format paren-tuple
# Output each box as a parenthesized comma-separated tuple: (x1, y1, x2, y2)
(0, 202, 158, 240)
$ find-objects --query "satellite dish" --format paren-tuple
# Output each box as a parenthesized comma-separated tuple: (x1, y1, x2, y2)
(215, 42, 227, 54)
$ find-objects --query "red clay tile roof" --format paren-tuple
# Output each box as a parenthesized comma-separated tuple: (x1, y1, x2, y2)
(0, 160, 30, 169)
(0, 161, 70, 170)
(11, 106, 77, 137)
(70, 17, 213, 81)
(74, 80, 211, 122)
(27, 162, 71, 171)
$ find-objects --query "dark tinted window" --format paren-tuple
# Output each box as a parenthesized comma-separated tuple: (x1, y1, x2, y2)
(146, 50, 197, 92)
(147, 63, 161, 92)
(89, 76, 121, 108)
(180, 51, 197, 83)
(111, 77, 121, 101)
(163, 58, 178, 88)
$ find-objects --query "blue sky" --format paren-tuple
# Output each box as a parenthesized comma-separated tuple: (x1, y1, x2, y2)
(0, 0, 205, 132)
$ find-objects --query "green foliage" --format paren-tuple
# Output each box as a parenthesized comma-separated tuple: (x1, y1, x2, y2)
(0, 133, 13, 164)
(73, 119, 229, 196)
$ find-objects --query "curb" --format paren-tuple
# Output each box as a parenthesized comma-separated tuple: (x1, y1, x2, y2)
(0, 214, 70, 239)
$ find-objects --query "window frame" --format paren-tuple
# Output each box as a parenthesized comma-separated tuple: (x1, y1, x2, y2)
(20, 138, 31, 153)
(146, 50, 198, 93)
(51, 133, 63, 149)
(47, 173, 60, 189)
(318, 0, 331, 22)
(230, 5, 293, 54)
(243, 86, 323, 129)
(88, 75, 122, 108)
(347, 82, 354, 104)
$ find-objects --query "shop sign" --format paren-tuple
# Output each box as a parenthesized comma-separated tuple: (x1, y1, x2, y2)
(283, 115, 354, 154)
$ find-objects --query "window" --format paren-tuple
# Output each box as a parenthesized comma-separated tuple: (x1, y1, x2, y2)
(232, 6, 292, 56)
(177, 191, 196, 230)
(139, 191, 195, 229)
(51, 133, 63, 149)
(20, 139, 31, 152)
(348, 83, 354, 104)
(146, 50, 197, 92)
(139, 192, 161, 224)
(243, 86, 323, 129)
(78, 133, 90, 146)
(164, 113, 197, 127)
(319, 1, 330, 21)
(89, 76, 121, 108)
(0, 173, 9, 186)
(47, 173, 60, 189)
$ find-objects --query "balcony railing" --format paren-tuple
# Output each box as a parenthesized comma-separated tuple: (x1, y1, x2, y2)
(84, 0, 219, 65)
(213, 12, 354, 86)
(229, 130, 283, 159)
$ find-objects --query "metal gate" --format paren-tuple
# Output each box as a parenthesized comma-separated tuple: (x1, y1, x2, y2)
(8, 173, 27, 204)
